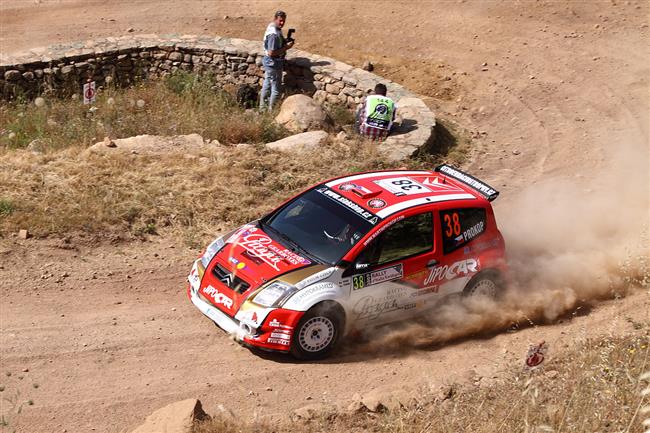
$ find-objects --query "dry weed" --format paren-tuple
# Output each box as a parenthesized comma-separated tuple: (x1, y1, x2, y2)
(195, 332, 649, 433)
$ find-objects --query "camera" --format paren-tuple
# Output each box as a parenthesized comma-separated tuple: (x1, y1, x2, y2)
(286, 28, 296, 43)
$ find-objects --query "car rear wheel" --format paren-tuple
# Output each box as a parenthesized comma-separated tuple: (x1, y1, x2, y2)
(291, 304, 343, 360)
(463, 272, 503, 299)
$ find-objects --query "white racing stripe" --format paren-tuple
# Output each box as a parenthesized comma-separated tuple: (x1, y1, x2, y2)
(326, 171, 429, 187)
(375, 193, 476, 218)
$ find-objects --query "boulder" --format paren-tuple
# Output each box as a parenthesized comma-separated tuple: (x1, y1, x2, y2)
(265, 130, 328, 153)
(275, 94, 332, 133)
(86, 134, 208, 155)
(130, 399, 209, 433)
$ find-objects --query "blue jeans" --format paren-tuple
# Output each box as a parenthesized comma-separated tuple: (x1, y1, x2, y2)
(259, 66, 282, 111)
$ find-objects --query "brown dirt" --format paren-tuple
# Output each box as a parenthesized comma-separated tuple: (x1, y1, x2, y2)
(0, 1, 648, 432)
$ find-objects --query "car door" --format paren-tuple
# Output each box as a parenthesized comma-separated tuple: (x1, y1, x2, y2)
(346, 210, 437, 327)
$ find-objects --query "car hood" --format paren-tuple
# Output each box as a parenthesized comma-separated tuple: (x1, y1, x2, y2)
(199, 224, 314, 316)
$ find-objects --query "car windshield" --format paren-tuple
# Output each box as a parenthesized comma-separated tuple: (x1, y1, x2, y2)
(262, 188, 375, 265)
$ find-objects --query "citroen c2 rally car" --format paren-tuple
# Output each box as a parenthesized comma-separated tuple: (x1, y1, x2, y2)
(187, 164, 507, 359)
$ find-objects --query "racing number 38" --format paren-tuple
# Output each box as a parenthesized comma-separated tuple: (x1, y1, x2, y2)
(443, 212, 461, 237)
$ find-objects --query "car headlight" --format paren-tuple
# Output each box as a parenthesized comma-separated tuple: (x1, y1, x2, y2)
(252, 281, 297, 307)
(200, 237, 225, 268)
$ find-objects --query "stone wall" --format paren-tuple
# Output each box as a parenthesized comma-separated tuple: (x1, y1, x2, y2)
(0, 34, 436, 161)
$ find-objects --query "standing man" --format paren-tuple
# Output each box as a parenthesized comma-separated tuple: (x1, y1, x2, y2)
(259, 10, 294, 111)
(356, 83, 398, 141)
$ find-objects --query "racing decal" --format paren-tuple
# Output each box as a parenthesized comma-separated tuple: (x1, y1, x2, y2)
(326, 171, 427, 188)
(353, 287, 407, 320)
(436, 164, 499, 200)
(236, 227, 310, 270)
(367, 198, 386, 209)
(283, 281, 340, 310)
(338, 182, 358, 191)
(268, 336, 291, 346)
(295, 267, 336, 289)
(440, 208, 487, 254)
(420, 176, 465, 191)
(375, 193, 475, 219)
(316, 187, 380, 224)
(228, 256, 248, 271)
(363, 215, 404, 246)
(269, 318, 293, 330)
(424, 259, 479, 285)
(352, 263, 403, 290)
(202, 285, 234, 309)
(374, 177, 432, 197)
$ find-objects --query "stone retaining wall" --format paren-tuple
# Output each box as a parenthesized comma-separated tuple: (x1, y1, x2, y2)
(0, 34, 436, 161)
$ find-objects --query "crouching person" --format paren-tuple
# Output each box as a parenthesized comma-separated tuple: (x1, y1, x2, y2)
(356, 83, 397, 140)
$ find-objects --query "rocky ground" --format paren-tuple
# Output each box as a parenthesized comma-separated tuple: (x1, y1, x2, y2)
(0, 1, 648, 432)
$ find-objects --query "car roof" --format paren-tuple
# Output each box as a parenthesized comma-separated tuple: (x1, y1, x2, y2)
(320, 169, 490, 221)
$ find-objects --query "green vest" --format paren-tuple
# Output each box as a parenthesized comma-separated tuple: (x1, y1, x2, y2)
(364, 95, 396, 130)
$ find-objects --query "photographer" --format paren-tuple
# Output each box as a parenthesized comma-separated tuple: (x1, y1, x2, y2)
(259, 10, 295, 111)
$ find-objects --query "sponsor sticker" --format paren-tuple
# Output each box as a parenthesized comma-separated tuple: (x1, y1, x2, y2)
(237, 230, 309, 270)
(268, 337, 290, 346)
(367, 198, 387, 209)
(438, 165, 498, 198)
(269, 318, 293, 330)
(424, 259, 479, 285)
(374, 177, 431, 196)
(316, 187, 380, 225)
(338, 182, 358, 191)
(203, 284, 234, 309)
(352, 263, 403, 290)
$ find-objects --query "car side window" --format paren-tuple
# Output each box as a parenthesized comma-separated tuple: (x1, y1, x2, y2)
(357, 212, 433, 267)
(440, 208, 487, 254)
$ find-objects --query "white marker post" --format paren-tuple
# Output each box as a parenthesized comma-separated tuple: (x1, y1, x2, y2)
(83, 80, 96, 105)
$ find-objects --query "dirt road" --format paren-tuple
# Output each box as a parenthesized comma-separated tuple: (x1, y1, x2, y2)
(1, 1, 648, 432)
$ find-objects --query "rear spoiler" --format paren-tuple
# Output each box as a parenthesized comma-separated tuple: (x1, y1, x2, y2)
(434, 164, 500, 201)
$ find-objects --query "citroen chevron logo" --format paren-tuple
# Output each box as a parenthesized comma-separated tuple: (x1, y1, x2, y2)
(219, 273, 233, 287)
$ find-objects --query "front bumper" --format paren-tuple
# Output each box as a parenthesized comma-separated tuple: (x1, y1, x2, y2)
(187, 259, 302, 352)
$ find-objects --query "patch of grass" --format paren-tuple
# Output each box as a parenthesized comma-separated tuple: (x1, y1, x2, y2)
(0, 71, 289, 151)
(0, 139, 424, 242)
(196, 331, 649, 433)
(327, 103, 356, 126)
(0, 199, 14, 217)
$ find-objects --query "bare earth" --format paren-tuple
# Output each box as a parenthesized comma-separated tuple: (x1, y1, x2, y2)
(0, 1, 649, 432)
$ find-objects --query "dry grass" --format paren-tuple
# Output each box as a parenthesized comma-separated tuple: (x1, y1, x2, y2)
(195, 329, 650, 433)
(0, 72, 467, 244)
(0, 141, 445, 245)
(0, 72, 288, 151)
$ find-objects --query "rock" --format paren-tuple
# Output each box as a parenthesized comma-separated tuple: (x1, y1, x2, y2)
(18, 229, 30, 240)
(265, 131, 328, 153)
(27, 139, 47, 153)
(4, 70, 21, 81)
(103, 137, 116, 148)
(88, 134, 205, 155)
(336, 131, 348, 142)
(275, 94, 332, 133)
(126, 27, 135, 33)
(292, 403, 336, 421)
(130, 399, 209, 433)
(362, 60, 374, 71)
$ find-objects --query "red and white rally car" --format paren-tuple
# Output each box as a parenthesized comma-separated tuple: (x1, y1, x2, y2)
(187, 164, 507, 359)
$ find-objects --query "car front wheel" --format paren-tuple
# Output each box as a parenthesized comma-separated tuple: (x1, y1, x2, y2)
(290, 304, 343, 360)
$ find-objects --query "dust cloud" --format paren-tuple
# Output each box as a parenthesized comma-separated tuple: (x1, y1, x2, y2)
(354, 146, 649, 353)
